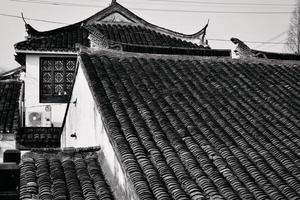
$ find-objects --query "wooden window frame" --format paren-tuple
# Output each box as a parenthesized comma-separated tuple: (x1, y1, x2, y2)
(40, 57, 76, 103)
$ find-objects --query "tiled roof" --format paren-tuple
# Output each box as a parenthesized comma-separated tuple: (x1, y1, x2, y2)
(80, 50, 300, 200)
(94, 24, 202, 48)
(17, 127, 61, 150)
(0, 80, 23, 134)
(15, 25, 89, 52)
(20, 146, 115, 200)
(84, 2, 208, 41)
(15, 24, 205, 52)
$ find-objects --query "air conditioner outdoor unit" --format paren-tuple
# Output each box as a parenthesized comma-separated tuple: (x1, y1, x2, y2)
(26, 106, 52, 127)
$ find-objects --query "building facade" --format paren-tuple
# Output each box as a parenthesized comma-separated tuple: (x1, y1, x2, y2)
(14, 1, 209, 130)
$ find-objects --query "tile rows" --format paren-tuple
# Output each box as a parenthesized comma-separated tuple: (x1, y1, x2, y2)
(20, 149, 114, 200)
(16, 26, 89, 52)
(17, 127, 61, 149)
(94, 24, 201, 48)
(0, 80, 22, 134)
(81, 52, 300, 200)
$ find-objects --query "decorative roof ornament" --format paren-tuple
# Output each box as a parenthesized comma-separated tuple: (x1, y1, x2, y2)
(21, 13, 27, 25)
(21, 13, 41, 39)
(201, 19, 209, 46)
(81, 23, 123, 51)
(231, 37, 266, 58)
(21, 13, 30, 37)
(81, 23, 109, 48)
(111, 0, 117, 5)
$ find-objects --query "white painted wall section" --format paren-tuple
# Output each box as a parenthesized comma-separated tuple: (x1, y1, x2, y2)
(62, 65, 98, 147)
(62, 65, 138, 199)
(24, 54, 72, 127)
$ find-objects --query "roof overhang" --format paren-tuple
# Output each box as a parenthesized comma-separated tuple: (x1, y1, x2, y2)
(15, 50, 77, 55)
(85, 2, 208, 43)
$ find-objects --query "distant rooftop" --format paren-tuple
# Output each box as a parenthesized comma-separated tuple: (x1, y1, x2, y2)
(15, 1, 209, 56)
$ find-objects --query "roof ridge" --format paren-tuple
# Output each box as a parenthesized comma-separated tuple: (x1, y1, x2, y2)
(25, 22, 83, 38)
(29, 146, 101, 154)
(80, 47, 300, 67)
(79, 46, 232, 60)
(0, 79, 23, 83)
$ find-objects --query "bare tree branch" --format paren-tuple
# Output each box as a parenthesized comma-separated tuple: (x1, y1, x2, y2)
(285, 2, 300, 53)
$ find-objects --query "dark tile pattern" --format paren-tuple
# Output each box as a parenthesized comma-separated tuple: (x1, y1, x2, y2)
(20, 147, 114, 200)
(17, 127, 61, 149)
(16, 26, 89, 52)
(0, 80, 23, 134)
(81, 52, 300, 200)
(121, 44, 229, 57)
(252, 49, 300, 60)
(15, 24, 204, 52)
(94, 24, 202, 48)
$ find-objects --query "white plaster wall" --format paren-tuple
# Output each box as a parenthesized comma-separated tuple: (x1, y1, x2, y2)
(94, 109, 126, 188)
(62, 66, 138, 199)
(24, 54, 75, 127)
(62, 65, 98, 147)
(62, 66, 122, 178)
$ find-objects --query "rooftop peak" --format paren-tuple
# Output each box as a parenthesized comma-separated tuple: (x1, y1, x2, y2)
(111, 0, 117, 5)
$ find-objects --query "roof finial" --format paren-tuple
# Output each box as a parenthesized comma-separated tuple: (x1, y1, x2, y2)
(201, 19, 209, 44)
(21, 12, 27, 25)
(111, 0, 117, 5)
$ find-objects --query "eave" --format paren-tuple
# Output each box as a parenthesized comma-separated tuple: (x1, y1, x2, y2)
(15, 49, 77, 55)
(85, 2, 208, 42)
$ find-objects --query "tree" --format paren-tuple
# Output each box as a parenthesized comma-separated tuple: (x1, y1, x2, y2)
(286, 1, 300, 53)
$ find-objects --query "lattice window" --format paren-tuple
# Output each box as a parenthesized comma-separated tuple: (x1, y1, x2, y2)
(40, 57, 76, 103)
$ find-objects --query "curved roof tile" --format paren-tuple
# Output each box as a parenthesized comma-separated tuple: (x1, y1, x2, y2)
(20, 147, 115, 200)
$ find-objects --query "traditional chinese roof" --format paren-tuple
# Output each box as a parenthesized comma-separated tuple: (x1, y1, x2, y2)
(17, 127, 61, 150)
(0, 80, 23, 134)
(15, 24, 206, 53)
(15, 25, 89, 52)
(20, 146, 115, 200)
(15, 2, 208, 54)
(78, 48, 300, 200)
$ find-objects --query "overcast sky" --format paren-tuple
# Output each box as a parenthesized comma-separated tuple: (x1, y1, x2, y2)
(0, 0, 296, 72)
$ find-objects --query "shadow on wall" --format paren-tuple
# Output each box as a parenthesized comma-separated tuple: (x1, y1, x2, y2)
(98, 151, 139, 200)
